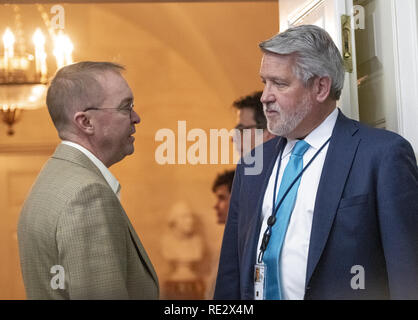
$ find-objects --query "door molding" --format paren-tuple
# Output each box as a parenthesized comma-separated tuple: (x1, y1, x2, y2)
(391, 0, 418, 154)
(288, 0, 325, 27)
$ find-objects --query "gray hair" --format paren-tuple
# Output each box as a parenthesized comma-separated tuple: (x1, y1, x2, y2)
(259, 25, 345, 100)
(46, 61, 125, 134)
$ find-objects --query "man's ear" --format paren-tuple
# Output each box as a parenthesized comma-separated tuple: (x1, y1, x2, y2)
(314, 76, 332, 103)
(73, 112, 94, 135)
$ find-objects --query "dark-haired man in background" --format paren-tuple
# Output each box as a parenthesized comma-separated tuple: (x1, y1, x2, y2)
(232, 91, 276, 155)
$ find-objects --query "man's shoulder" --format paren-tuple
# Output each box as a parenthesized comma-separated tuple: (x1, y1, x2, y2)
(19, 156, 117, 232)
(41, 156, 108, 190)
(23, 156, 112, 212)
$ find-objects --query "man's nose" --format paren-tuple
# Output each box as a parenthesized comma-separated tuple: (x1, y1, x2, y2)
(131, 110, 141, 124)
(261, 84, 274, 104)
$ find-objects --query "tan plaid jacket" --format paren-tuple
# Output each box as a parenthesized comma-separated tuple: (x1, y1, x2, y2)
(18, 144, 159, 299)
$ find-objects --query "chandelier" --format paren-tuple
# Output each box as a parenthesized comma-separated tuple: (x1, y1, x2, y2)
(0, 4, 74, 135)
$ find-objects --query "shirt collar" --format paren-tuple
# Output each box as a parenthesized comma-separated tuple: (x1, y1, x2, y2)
(61, 141, 121, 197)
(282, 108, 338, 158)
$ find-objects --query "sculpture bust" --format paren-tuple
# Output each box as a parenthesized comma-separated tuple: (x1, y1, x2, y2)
(161, 201, 203, 282)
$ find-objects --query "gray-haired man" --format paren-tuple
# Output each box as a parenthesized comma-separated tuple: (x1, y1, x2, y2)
(214, 25, 418, 300)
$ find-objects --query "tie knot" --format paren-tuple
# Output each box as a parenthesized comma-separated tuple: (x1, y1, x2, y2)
(291, 140, 310, 157)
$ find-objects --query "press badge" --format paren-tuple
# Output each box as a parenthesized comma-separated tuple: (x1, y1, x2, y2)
(254, 263, 266, 300)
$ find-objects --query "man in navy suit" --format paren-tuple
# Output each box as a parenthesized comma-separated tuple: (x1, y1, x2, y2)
(214, 25, 418, 300)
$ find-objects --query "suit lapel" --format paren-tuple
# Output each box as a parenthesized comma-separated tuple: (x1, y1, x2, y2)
(118, 206, 159, 287)
(250, 137, 287, 243)
(242, 137, 286, 298)
(52, 144, 105, 181)
(305, 111, 360, 287)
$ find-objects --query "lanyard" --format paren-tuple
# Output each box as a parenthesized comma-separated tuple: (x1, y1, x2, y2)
(257, 137, 331, 263)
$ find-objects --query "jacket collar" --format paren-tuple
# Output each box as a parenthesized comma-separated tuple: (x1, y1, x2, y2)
(51, 143, 105, 181)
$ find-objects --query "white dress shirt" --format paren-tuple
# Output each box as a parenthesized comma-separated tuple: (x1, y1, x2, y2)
(256, 108, 338, 300)
(61, 141, 121, 200)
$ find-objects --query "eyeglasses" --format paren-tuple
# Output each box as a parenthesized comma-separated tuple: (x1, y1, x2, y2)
(83, 101, 134, 117)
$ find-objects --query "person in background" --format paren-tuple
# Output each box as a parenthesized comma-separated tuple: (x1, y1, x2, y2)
(232, 91, 276, 155)
(205, 169, 235, 299)
(212, 169, 235, 224)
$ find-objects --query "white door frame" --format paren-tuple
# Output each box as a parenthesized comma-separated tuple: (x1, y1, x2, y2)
(390, 0, 418, 154)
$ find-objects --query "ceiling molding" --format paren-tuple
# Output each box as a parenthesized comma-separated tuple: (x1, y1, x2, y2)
(1, 0, 277, 4)
(0, 142, 57, 154)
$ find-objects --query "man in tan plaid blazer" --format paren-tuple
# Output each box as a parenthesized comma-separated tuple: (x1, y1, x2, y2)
(18, 62, 159, 299)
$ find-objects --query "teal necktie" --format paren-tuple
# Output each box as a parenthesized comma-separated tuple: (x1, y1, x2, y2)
(263, 140, 310, 299)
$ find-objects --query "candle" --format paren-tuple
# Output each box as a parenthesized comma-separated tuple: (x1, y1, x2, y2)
(63, 35, 73, 66)
(53, 32, 73, 69)
(32, 29, 47, 82)
(53, 32, 65, 69)
(3, 28, 15, 78)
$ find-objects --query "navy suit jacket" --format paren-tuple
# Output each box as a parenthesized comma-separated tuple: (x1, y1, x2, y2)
(214, 110, 418, 300)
